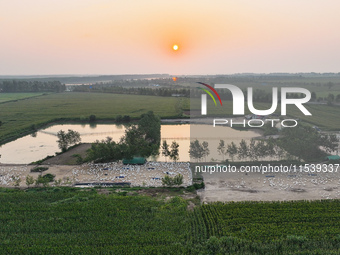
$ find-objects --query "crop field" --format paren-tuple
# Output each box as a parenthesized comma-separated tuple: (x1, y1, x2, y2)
(0, 93, 46, 103)
(0, 188, 339, 254)
(286, 103, 340, 130)
(183, 76, 340, 97)
(0, 92, 180, 144)
(190, 98, 340, 131)
(0, 90, 339, 145)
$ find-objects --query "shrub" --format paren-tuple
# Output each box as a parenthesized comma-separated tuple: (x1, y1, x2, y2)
(72, 154, 83, 164)
(122, 115, 131, 122)
(162, 174, 183, 187)
(42, 174, 56, 182)
(31, 167, 49, 173)
(193, 182, 205, 190)
(35, 175, 49, 187)
(26, 175, 35, 187)
(116, 115, 123, 122)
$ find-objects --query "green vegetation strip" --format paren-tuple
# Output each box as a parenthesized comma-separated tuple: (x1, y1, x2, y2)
(0, 187, 339, 254)
(0, 93, 47, 103)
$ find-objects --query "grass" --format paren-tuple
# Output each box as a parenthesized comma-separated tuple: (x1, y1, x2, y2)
(0, 92, 47, 103)
(0, 92, 180, 144)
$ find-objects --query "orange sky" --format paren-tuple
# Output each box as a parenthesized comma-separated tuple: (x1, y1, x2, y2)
(1, 0, 340, 75)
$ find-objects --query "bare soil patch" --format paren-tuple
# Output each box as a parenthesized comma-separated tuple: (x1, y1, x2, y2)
(43, 143, 92, 165)
(199, 170, 340, 202)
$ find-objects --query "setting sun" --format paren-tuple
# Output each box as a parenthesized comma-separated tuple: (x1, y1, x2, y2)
(172, 44, 179, 51)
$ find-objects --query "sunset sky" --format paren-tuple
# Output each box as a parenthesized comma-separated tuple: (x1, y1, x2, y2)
(1, 0, 340, 75)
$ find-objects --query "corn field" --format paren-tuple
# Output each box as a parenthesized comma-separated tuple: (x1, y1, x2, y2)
(0, 187, 339, 254)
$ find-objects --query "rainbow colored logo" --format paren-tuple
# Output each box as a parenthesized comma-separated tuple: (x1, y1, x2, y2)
(196, 82, 222, 106)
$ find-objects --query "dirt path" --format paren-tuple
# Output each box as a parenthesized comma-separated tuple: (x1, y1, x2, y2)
(199, 170, 340, 202)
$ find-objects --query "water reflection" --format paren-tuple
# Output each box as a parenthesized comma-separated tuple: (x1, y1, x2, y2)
(0, 124, 261, 164)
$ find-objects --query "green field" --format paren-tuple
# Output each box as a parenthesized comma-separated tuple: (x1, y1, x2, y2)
(0, 93, 46, 103)
(0, 91, 339, 146)
(0, 92, 183, 144)
(0, 187, 339, 254)
(182, 75, 340, 98)
(191, 98, 340, 131)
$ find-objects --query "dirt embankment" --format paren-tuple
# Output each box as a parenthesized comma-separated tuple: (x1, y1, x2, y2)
(43, 143, 92, 165)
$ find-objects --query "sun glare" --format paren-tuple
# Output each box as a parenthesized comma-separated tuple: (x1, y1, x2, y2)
(172, 44, 179, 51)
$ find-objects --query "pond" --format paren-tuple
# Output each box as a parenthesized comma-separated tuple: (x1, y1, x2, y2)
(0, 123, 261, 164)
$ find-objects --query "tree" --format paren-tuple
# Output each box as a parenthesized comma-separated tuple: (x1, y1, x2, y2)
(161, 140, 170, 161)
(327, 93, 335, 106)
(276, 126, 339, 161)
(162, 175, 173, 186)
(26, 175, 35, 187)
(320, 133, 339, 154)
(227, 142, 238, 162)
(116, 115, 123, 122)
(189, 139, 204, 162)
(169, 141, 179, 162)
(87, 112, 161, 162)
(89, 115, 96, 122)
(173, 174, 183, 186)
(336, 94, 340, 102)
(248, 139, 258, 161)
(202, 141, 210, 162)
(123, 111, 161, 157)
(57, 129, 81, 152)
(263, 122, 278, 136)
(217, 140, 226, 160)
(13, 176, 21, 187)
(256, 140, 269, 160)
(238, 139, 249, 160)
(265, 138, 277, 159)
(86, 137, 124, 163)
(122, 115, 131, 122)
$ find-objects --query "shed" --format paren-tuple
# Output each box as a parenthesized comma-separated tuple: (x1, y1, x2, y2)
(325, 155, 340, 161)
(122, 157, 146, 165)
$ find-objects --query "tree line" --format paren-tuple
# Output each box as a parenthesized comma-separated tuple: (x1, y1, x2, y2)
(73, 84, 338, 104)
(189, 126, 339, 162)
(161, 140, 180, 162)
(0, 80, 65, 92)
(189, 139, 279, 162)
(73, 85, 190, 97)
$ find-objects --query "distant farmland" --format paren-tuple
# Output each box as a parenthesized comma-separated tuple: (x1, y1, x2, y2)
(0, 90, 339, 145)
(0, 93, 46, 103)
(190, 98, 340, 131)
(0, 92, 183, 144)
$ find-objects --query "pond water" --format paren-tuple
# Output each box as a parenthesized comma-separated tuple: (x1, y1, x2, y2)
(0, 124, 261, 164)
